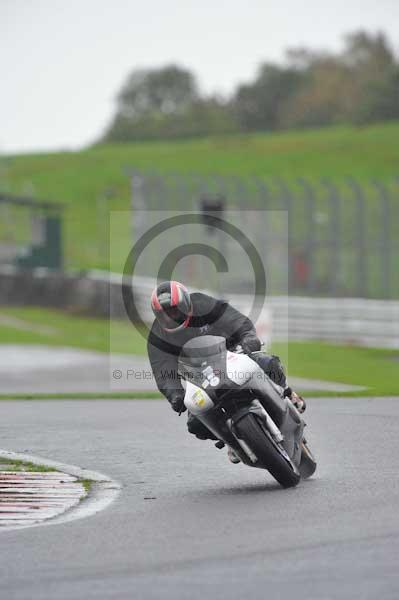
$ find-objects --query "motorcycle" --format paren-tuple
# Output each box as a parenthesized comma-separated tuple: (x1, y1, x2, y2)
(179, 335, 317, 488)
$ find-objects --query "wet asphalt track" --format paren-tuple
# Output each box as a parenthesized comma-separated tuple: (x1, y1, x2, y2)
(0, 397, 398, 600)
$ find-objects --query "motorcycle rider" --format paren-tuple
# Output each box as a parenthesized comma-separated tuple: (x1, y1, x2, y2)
(147, 280, 305, 462)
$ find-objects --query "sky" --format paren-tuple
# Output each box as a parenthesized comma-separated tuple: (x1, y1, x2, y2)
(1, 0, 398, 154)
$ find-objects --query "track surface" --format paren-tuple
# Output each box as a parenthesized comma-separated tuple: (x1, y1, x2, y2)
(0, 397, 398, 599)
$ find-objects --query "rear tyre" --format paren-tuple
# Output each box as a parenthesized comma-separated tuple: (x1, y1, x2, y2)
(235, 413, 300, 488)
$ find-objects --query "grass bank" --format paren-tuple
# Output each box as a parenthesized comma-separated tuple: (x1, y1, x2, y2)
(1, 306, 398, 396)
(3, 122, 399, 271)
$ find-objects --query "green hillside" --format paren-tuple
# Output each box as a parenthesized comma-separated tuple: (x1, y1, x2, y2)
(2, 122, 399, 271)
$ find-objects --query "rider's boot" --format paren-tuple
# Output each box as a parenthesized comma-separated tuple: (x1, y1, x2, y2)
(227, 447, 241, 464)
(284, 387, 306, 413)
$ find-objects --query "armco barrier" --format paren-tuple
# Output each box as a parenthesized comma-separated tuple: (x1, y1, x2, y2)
(0, 268, 398, 349)
(0, 267, 122, 319)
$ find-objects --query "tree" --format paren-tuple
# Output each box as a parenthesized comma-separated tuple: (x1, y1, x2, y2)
(342, 31, 399, 123)
(116, 65, 199, 120)
(277, 32, 399, 128)
(100, 30, 399, 143)
(232, 63, 303, 131)
(103, 96, 237, 142)
(280, 53, 355, 128)
(102, 66, 237, 142)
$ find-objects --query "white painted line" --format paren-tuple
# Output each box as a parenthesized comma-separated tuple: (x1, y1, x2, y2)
(0, 449, 121, 532)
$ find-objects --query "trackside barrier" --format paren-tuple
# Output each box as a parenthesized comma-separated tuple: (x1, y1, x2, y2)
(0, 268, 398, 349)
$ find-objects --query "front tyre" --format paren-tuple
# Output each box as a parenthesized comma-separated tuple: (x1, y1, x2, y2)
(235, 413, 300, 488)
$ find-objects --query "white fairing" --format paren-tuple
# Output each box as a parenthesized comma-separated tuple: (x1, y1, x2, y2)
(226, 351, 258, 385)
(184, 381, 215, 416)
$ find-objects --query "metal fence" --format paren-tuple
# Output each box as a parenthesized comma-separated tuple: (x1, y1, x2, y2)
(130, 172, 399, 299)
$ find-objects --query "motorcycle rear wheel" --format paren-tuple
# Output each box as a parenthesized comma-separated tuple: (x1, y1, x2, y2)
(235, 413, 300, 488)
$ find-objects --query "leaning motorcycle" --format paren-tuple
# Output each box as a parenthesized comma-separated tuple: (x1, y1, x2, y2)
(178, 335, 317, 488)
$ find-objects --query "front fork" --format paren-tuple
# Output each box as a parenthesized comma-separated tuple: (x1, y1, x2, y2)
(229, 400, 284, 442)
(227, 400, 286, 465)
(229, 399, 304, 469)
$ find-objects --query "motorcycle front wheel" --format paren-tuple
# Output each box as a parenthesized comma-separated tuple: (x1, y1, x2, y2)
(235, 413, 300, 488)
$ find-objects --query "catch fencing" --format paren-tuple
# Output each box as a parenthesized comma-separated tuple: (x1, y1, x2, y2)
(1, 267, 397, 348)
(130, 172, 399, 300)
(123, 274, 399, 349)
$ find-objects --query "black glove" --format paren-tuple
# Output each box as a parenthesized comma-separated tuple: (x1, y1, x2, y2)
(168, 392, 187, 414)
(240, 335, 261, 354)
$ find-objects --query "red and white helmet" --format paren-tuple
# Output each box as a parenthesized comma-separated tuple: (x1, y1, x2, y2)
(151, 281, 192, 332)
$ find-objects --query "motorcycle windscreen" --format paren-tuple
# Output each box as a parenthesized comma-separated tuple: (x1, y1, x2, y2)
(179, 335, 227, 366)
(178, 335, 238, 395)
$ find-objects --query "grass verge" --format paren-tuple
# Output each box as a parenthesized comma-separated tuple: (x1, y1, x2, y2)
(0, 305, 147, 354)
(1, 306, 399, 396)
(0, 456, 94, 494)
(79, 479, 93, 493)
(273, 341, 399, 397)
(0, 457, 56, 472)
(0, 391, 162, 400)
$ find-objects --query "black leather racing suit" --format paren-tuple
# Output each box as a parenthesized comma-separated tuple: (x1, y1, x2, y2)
(147, 292, 286, 439)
